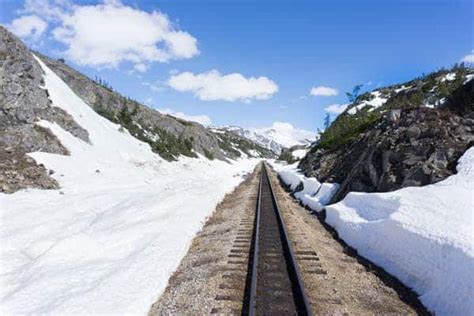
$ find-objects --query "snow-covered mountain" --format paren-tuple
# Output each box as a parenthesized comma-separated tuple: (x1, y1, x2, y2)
(214, 122, 317, 155)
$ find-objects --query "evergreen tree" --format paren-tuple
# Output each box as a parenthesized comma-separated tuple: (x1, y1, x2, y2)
(346, 84, 363, 103)
(323, 113, 331, 130)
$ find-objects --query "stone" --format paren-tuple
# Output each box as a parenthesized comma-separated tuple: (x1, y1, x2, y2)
(388, 110, 401, 123)
(406, 125, 421, 139)
(428, 150, 448, 170)
(7, 82, 22, 95)
(1, 184, 10, 192)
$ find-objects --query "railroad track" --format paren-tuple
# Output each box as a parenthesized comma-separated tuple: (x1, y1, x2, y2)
(211, 163, 314, 315)
(246, 163, 312, 315)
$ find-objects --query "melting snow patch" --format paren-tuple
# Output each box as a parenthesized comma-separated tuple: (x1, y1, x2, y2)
(394, 85, 411, 93)
(441, 72, 456, 82)
(464, 74, 474, 85)
(347, 91, 388, 115)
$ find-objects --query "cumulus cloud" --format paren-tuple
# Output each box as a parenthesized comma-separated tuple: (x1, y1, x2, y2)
(54, 2, 198, 68)
(310, 86, 338, 96)
(461, 51, 474, 63)
(7, 15, 47, 40)
(11, 0, 199, 70)
(158, 108, 212, 126)
(325, 103, 349, 114)
(168, 70, 278, 102)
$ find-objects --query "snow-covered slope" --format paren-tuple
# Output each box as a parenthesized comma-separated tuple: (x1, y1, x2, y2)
(0, 56, 259, 314)
(215, 122, 317, 155)
(273, 146, 474, 315)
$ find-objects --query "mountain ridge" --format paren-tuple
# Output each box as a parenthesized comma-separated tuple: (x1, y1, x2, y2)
(213, 124, 316, 155)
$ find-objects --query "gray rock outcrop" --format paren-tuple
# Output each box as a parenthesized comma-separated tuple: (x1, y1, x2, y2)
(0, 26, 89, 192)
(300, 69, 474, 203)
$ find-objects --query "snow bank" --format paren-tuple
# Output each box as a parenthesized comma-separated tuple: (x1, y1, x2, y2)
(273, 146, 474, 315)
(276, 163, 305, 191)
(271, 162, 338, 212)
(0, 56, 259, 314)
(326, 147, 474, 315)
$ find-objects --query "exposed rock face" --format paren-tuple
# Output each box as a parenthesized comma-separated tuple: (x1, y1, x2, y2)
(0, 26, 86, 192)
(0, 147, 58, 193)
(0, 27, 89, 149)
(300, 71, 474, 203)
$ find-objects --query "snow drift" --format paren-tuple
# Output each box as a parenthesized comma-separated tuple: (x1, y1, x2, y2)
(274, 148, 474, 315)
(274, 162, 339, 212)
(0, 56, 259, 314)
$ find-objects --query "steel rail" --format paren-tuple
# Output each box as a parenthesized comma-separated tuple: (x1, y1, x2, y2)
(247, 162, 262, 315)
(246, 162, 312, 316)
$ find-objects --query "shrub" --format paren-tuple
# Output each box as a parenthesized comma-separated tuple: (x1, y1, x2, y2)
(316, 111, 380, 151)
(278, 150, 297, 164)
(203, 148, 215, 160)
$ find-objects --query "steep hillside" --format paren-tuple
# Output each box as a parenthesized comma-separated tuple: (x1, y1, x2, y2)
(0, 26, 271, 192)
(300, 66, 474, 202)
(35, 52, 273, 162)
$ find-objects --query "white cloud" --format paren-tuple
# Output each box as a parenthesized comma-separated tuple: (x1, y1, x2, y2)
(21, 0, 71, 21)
(134, 63, 149, 73)
(168, 70, 278, 102)
(461, 51, 474, 63)
(142, 81, 164, 92)
(14, 0, 199, 70)
(158, 108, 212, 126)
(7, 15, 47, 40)
(325, 103, 349, 114)
(310, 86, 338, 96)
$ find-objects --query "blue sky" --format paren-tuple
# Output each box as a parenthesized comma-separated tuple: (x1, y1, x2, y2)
(1, 0, 472, 132)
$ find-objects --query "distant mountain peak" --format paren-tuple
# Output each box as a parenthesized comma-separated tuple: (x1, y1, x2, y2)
(213, 123, 317, 155)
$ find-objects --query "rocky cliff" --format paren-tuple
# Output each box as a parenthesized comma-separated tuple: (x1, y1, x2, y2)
(0, 26, 92, 192)
(300, 66, 474, 202)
